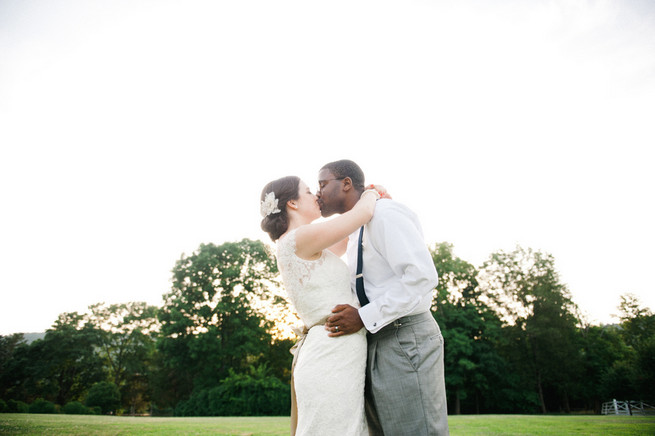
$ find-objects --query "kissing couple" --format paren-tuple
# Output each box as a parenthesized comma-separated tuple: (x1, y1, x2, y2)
(260, 159, 449, 436)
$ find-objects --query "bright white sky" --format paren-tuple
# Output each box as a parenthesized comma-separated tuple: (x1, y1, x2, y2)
(1, 0, 654, 335)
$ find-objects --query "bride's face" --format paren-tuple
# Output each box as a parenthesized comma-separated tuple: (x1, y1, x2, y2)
(295, 181, 321, 222)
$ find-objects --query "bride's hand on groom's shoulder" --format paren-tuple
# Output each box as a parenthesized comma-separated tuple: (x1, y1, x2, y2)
(325, 304, 365, 337)
(368, 184, 392, 199)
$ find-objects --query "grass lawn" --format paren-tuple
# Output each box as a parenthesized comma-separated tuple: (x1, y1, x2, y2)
(1, 413, 654, 435)
(447, 414, 655, 435)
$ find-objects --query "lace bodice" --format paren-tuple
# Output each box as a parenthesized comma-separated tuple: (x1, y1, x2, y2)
(277, 229, 360, 328)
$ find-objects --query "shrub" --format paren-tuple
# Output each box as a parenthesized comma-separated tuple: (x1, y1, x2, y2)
(176, 365, 290, 416)
(62, 401, 93, 415)
(86, 381, 121, 415)
(150, 404, 174, 416)
(0, 398, 6, 412)
(29, 398, 56, 414)
(7, 399, 29, 413)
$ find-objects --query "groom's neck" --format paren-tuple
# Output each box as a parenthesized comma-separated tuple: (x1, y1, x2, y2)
(342, 189, 363, 213)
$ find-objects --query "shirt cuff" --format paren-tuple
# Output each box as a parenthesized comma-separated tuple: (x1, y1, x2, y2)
(358, 302, 384, 334)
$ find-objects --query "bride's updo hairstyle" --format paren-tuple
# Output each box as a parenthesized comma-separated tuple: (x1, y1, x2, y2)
(260, 176, 300, 242)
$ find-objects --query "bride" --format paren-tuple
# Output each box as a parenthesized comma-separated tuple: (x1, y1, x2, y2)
(260, 175, 383, 436)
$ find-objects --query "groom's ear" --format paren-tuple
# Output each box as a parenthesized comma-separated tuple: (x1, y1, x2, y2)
(342, 177, 354, 192)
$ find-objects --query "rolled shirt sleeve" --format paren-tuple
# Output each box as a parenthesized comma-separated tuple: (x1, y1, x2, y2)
(350, 200, 438, 333)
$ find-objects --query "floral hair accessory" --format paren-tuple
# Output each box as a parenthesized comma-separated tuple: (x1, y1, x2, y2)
(260, 192, 282, 217)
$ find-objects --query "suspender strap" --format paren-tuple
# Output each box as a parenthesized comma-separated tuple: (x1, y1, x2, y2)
(356, 226, 370, 306)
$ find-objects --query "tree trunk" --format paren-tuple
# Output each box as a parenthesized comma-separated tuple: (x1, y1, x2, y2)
(563, 391, 570, 413)
(536, 370, 547, 414)
(530, 336, 547, 414)
(454, 390, 461, 415)
(475, 391, 480, 414)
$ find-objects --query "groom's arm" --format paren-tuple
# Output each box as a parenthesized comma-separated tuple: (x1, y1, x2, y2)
(357, 204, 438, 333)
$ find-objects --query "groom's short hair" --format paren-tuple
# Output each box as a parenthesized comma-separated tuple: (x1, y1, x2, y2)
(321, 159, 366, 191)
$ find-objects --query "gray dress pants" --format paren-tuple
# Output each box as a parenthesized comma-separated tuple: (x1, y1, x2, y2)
(365, 312, 449, 436)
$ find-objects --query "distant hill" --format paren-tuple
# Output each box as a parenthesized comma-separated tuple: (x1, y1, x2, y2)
(21, 332, 46, 344)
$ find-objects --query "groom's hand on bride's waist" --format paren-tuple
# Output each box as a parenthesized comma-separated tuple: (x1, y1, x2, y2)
(325, 304, 364, 337)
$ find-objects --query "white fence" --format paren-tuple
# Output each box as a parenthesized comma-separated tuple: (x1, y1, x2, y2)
(601, 399, 655, 416)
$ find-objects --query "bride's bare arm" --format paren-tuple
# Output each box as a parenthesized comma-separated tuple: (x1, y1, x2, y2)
(295, 190, 379, 259)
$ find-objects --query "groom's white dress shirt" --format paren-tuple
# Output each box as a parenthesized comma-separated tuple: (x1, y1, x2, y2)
(346, 199, 438, 334)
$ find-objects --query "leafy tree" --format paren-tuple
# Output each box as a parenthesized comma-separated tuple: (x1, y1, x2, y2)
(601, 359, 639, 400)
(0, 334, 25, 374)
(578, 324, 631, 411)
(430, 242, 505, 414)
(491, 323, 542, 413)
(156, 239, 283, 407)
(86, 302, 159, 414)
(612, 294, 655, 401)
(479, 246, 581, 413)
(0, 333, 26, 399)
(634, 336, 655, 401)
(262, 337, 294, 384)
(2, 313, 105, 405)
(617, 294, 655, 349)
(86, 381, 121, 415)
(43, 313, 107, 405)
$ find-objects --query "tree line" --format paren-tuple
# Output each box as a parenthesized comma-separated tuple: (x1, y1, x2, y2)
(0, 239, 653, 416)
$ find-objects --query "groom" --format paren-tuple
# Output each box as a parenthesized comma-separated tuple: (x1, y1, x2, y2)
(317, 159, 449, 436)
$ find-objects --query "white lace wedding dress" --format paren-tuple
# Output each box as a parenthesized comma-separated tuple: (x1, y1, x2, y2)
(277, 229, 368, 436)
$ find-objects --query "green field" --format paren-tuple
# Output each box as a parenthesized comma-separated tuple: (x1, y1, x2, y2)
(1, 413, 654, 435)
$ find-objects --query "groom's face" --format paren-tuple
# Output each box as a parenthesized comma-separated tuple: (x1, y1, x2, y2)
(317, 169, 345, 218)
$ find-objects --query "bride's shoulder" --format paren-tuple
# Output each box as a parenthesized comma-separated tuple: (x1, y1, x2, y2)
(279, 227, 299, 240)
(277, 228, 298, 253)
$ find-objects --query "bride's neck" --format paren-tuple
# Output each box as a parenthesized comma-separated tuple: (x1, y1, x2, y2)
(287, 214, 312, 232)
